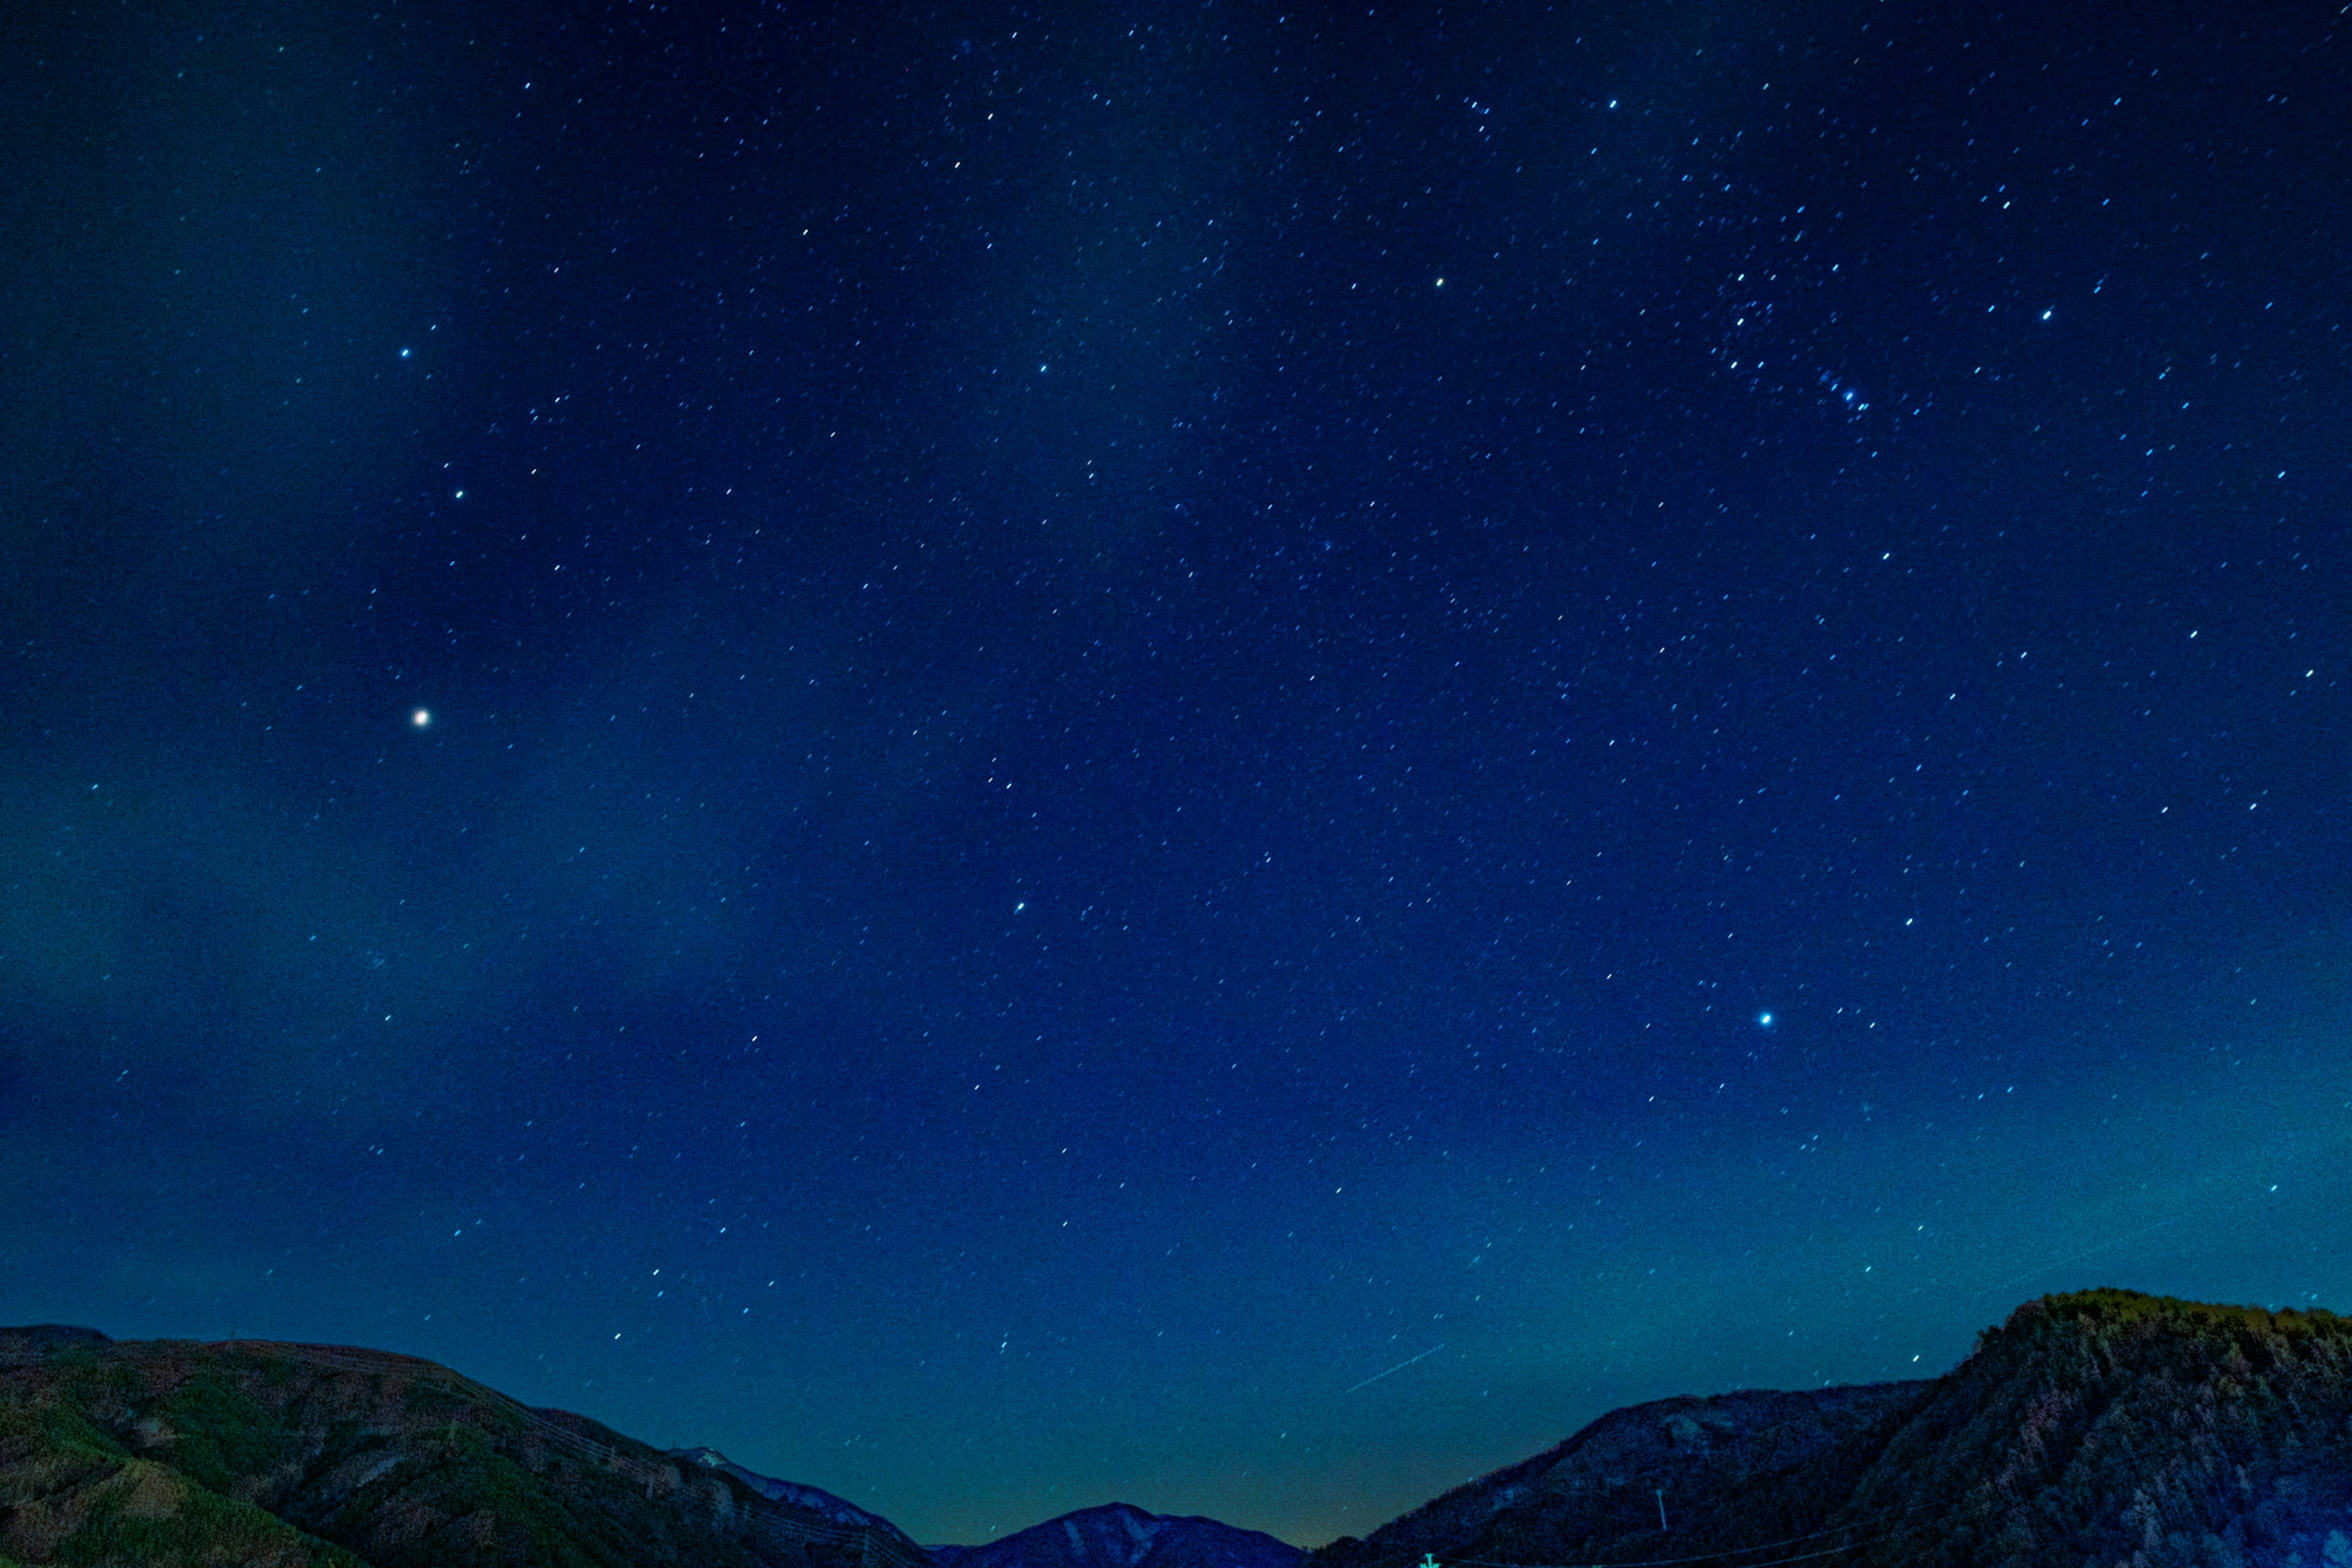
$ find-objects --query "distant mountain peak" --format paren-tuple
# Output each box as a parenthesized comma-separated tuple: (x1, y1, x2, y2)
(931, 1501, 1305, 1568)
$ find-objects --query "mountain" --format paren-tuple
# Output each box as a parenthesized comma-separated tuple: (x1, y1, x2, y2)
(1313, 1379, 1932, 1568)
(9, 1289, 2350, 1568)
(0, 1324, 927, 1568)
(1311, 1289, 2352, 1568)
(671, 1447, 898, 1531)
(929, 1501, 1304, 1568)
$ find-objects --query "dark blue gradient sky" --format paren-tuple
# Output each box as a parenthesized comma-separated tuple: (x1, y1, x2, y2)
(3, 0, 2349, 1547)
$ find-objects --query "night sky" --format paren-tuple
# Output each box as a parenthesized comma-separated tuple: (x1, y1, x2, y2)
(4, 0, 2350, 1549)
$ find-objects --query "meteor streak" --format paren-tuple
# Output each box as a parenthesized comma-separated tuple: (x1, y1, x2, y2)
(1346, 1343, 1446, 1393)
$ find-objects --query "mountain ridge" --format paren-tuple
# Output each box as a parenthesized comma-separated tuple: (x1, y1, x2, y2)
(668, 1447, 893, 1531)
(6, 1289, 2349, 1567)
(1310, 1289, 2352, 1568)
(927, 1499, 1304, 1568)
(0, 1325, 925, 1568)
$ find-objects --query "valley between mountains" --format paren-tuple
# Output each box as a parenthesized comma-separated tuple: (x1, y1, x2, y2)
(3, 1290, 2347, 1568)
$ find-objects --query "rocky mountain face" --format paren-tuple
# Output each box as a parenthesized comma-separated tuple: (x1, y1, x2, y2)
(1844, 1290, 2352, 1566)
(1312, 1290, 2352, 1568)
(929, 1501, 1303, 1568)
(0, 1325, 927, 1568)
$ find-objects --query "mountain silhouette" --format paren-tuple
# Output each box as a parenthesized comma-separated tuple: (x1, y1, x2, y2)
(1311, 1290, 2352, 1568)
(0, 1325, 926, 1568)
(6, 1290, 2348, 1568)
(929, 1501, 1303, 1568)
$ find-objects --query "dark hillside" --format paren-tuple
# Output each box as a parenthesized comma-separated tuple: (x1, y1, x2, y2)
(9, 1292, 2349, 1568)
(1312, 1291, 2352, 1568)
(1311, 1381, 1931, 1568)
(0, 1327, 927, 1568)
(1841, 1291, 2352, 1567)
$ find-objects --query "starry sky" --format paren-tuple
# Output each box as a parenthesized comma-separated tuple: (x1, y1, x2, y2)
(4, 0, 2350, 1549)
